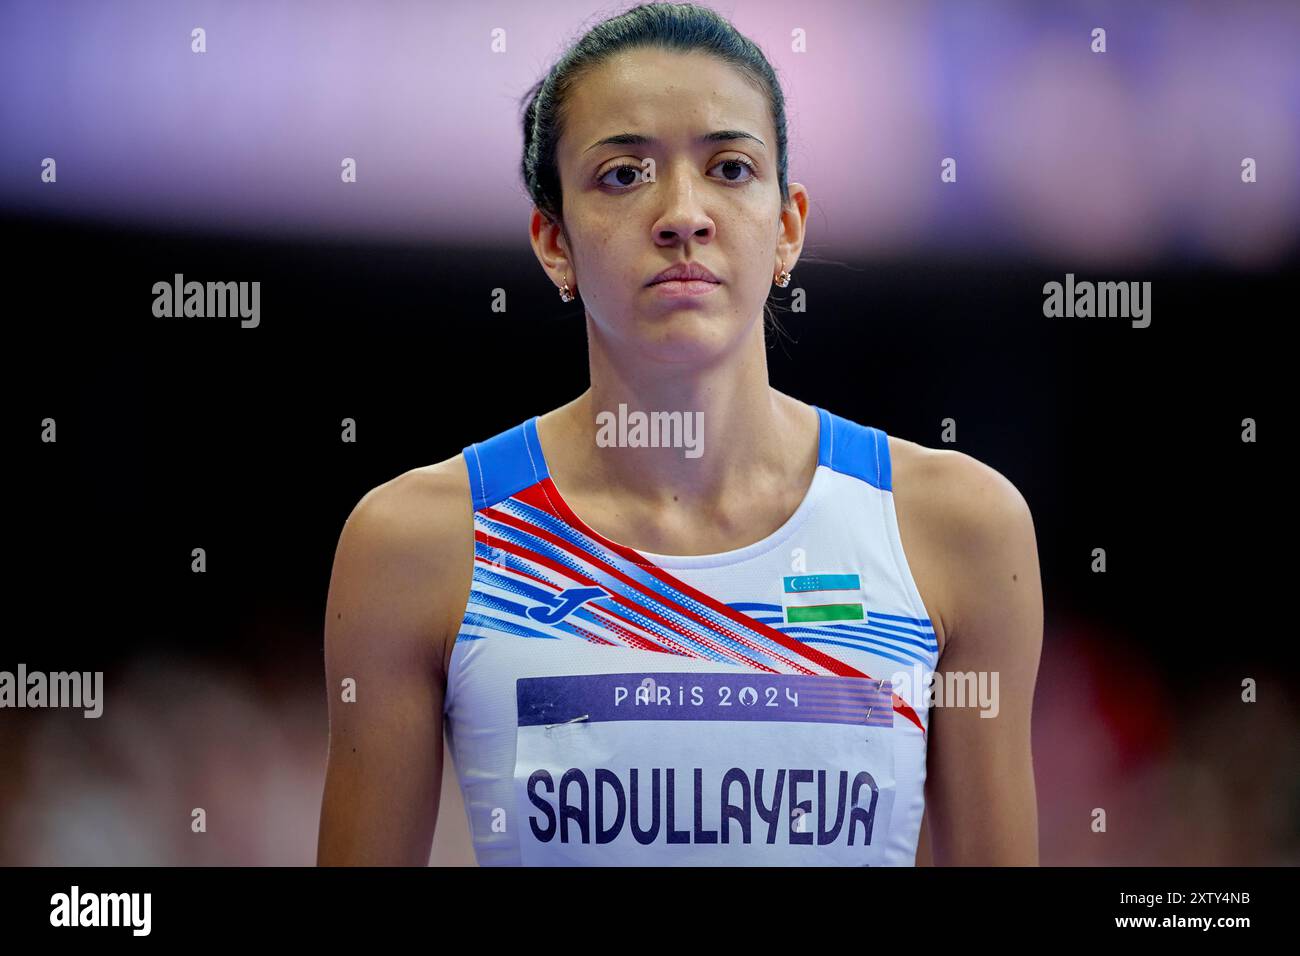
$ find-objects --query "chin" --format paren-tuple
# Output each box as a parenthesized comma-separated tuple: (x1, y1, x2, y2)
(628, 310, 750, 364)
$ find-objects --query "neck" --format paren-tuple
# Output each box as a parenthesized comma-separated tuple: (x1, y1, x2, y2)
(543, 320, 818, 511)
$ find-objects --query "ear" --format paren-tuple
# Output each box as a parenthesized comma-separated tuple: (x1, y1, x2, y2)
(529, 207, 575, 292)
(775, 182, 810, 273)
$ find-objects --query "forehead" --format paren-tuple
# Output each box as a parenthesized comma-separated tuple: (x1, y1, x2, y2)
(560, 47, 771, 151)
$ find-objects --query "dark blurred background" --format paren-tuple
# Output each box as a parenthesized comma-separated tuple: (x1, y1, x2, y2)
(3, 0, 1296, 864)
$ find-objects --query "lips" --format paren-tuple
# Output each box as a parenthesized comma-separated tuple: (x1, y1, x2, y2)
(647, 261, 720, 286)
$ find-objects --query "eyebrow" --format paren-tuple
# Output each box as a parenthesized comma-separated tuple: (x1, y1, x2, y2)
(583, 130, 766, 153)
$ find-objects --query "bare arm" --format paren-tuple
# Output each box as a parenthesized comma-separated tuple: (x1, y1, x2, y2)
(921, 453, 1043, 865)
(316, 467, 468, 865)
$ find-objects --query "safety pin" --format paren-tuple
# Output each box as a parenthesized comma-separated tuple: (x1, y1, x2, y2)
(545, 714, 590, 729)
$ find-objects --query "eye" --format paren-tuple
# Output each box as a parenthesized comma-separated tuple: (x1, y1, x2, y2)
(709, 156, 758, 184)
(597, 163, 649, 189)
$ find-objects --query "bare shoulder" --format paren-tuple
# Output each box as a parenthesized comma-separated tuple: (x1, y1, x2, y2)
(887, 435, 1038, 657)
(345, 454, 473, 544)
(328, 453, 476, 680)
(888, 436, 1033, 542)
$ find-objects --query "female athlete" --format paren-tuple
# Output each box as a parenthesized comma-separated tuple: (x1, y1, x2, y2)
(317, 2, 1042, 866)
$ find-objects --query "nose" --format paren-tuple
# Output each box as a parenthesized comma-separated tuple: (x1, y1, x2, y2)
(652, 165, 716, 247)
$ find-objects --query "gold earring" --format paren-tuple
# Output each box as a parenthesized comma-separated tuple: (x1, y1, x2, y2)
(558, 272, 575, 302)
(774, 261, 792, 288)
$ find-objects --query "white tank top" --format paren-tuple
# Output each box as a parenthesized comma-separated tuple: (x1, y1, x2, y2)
(444, 406, 937, 865)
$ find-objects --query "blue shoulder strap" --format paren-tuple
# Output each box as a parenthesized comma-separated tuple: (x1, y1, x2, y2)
(818, 406, 891, 491)
(463, 416, 550, 511)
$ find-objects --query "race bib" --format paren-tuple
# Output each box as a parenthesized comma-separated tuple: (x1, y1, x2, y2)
(513, 672, 896, 865)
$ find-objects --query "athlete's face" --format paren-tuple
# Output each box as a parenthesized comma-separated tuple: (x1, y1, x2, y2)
(534, 48, 808, 362)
